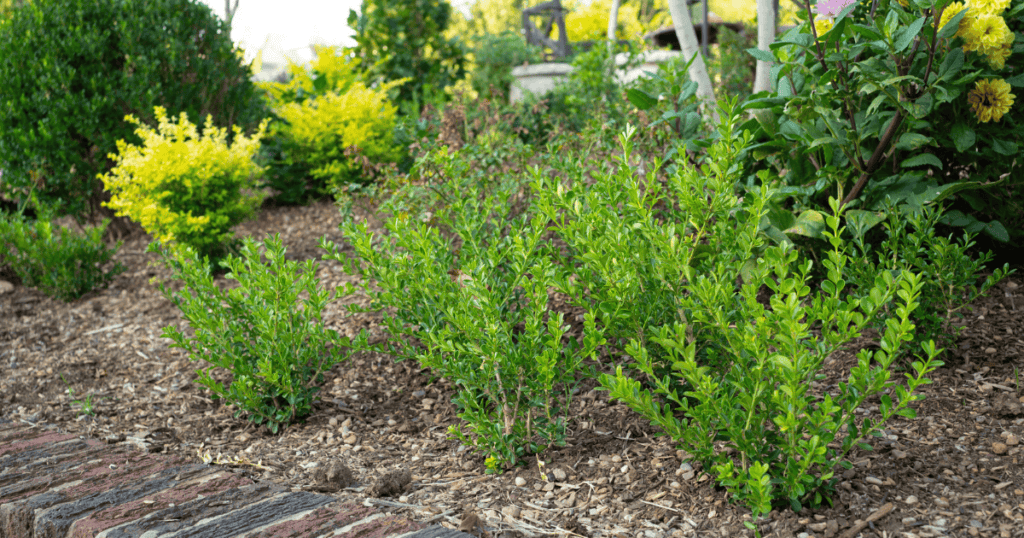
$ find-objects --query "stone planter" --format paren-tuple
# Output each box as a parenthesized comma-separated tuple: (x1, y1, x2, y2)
(509, 62, 574, 104)
(509, 50, 683, 103)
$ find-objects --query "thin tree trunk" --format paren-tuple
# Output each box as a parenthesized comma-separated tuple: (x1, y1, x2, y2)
(664, 0, 718, 124)
(224, 0, 240, 28)
(753, 0, 776, 94)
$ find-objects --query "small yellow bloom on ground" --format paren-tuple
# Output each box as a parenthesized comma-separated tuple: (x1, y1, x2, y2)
(967, 78, 1015, 123)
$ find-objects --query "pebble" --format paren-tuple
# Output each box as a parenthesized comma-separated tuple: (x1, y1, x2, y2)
(343, 434, 357, 445)
(935, 498, 950, 508)
(612, 455, 622, 463)
(0, 280, 12, 294)
(985, 347, 997, 354)
(679, 462, 693, 472)
(1005, 434, 1019, 446)
(670, 481, 681, 489)
(865, 476, 883, 486)
(620, 465, 630, 474)
(681, 471, 695, 480)
(893, 449, 908, 459)
(992, 442, 1008, 455)
(502, 505, 521, 518)
(514, 477, 526, 487)
(399, 496, 409, 503)
(553, 468, 567, 481)
(388, 419, 397, 426)
(808, 522, 827, 532)
(413, 390, 426, 398)
(905, 495, 918, 505)
(329, 417, 338, 427)
(542, 482, 555, 492)
(342, 418, 352, 428)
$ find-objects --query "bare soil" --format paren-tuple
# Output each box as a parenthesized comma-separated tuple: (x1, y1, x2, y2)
(2, 198, 1024, 538)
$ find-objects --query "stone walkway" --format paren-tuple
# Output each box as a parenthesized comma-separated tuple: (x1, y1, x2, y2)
(0, 417, 473, 538)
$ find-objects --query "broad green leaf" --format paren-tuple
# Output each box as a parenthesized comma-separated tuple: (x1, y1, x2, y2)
(894, 17, 928, 53)
(991, 138, 1018, 156)
(846, 209, 885, 239)
(900, 153, 942, 168)
(785, 210, 827, 239)
(747, 47, 776, 63)
(626, 88, 658, 111)
(939, 209, 972, 227)
(1007, 73, 1024, 87)
(893, 133, 933, 152)
(951, 123, 975, 153)
(985, 221, 1010, 242)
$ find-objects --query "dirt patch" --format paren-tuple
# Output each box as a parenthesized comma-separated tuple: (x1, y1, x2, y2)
(2, 198, 1023, 537)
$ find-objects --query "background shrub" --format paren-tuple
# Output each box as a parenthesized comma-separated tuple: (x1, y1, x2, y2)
(0, 0, 269, 226)
(100, 107, 268, 264)
(470, 31, 543, 101)
(347, 0, 466, 106)
(0, 199, 125, 301)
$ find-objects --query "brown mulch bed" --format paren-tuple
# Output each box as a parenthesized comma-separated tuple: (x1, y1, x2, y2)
(2, 197, 1024, 538)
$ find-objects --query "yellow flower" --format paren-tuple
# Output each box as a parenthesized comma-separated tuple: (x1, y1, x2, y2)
(985, 31, 1015, 69)
(939, 2, 974, 38)
(963, 13, 1013, 53)
(896, 0, 909, 6)
(967, 0, 1011, 15)
(967, 78, 1015, 123)
(813, 18, 835, 37)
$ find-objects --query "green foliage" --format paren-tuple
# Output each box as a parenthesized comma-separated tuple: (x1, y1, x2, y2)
(470, 31, 543, 100)
(846, 200, 1012, 358)
(156, 234, 367, 434)
(100, 107, 268, 264)
(257, 45, 364, 106)
(0, 0, 269, 221)
(324, 148, 604, 471)
(0, 198, 125, 301)
(708, 23, 756, 102)
(579, 104, 942, 520)
(739, 0, 1023, 242)
(347, 0, 467, 105)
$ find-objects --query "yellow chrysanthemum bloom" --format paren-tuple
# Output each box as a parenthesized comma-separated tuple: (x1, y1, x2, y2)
(985, 31, 1015, 69)
(967, 78, 1015, 123)
(939, 2, 975, 38)
(813, 18, 835, 37)
(967, 0, 1011, 15)
(963, 13, 1013, 53)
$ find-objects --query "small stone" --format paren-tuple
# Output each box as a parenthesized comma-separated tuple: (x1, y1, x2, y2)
(399, 496, 409, 503)
(542, 482, 555, 492)
(388, 419, 397, 426)
(329, 417, 338, 427)
(905, 495, 918, 505)
(1005, 434, 1019, 446)
(612, 455, 622, 463)
(679, 462, 693, 472)
(620, 465, 630, 474)
(515, 477, 527, 487)
(893, 449, 908, 459)
(985, 347, 998, 354)
(935, 498, 950, 508)
(808, 522, 827, 532)
(798, 533, 810, 538)
(553, 468, 567, 481)
(344, 434, 358, 445)
(865, 476, 883, 485)
(342, 418, 352, 428)
(0, 280, 12, 294)
(502, 505, 522, 518)
(993, 442, 1008, 455)
(681, 471, 695, 480)
(670, 481, 681, 489)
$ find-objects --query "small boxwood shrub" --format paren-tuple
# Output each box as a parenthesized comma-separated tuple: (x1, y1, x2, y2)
(100, 107, 269, 263)
(0, 0, 269, 222)
(0, 200, 125, 301)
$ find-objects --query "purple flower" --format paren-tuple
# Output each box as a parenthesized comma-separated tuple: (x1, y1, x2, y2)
(814, 0, 856, 18)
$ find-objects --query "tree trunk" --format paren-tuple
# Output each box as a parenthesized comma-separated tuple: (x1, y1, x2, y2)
(664, 0, 718, 124)
(753, 0, 776, 94)
(224, 0, 240, 28)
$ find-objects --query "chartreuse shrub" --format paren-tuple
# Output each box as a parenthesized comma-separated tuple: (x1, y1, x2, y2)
(741, 0, 1023, 242)
(0, 0, 269, 222)
(323, 151, 605, 472)
(0, 196, 125, 301)
(255, 46, 405, 205)
(273, 80, 404, 199)
(156, 234, 369, 434)
(100, 107, 269, 264)
(533, 101, 942, 525)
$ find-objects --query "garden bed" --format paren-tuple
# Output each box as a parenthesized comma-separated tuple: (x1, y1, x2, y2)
(1, 197, 1023, 538)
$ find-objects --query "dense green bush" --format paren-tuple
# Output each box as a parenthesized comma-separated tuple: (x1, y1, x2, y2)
(157, 234, 368, 434)
(0, 199, 125, 301)
(0, 0, 269, 222)
(347, 0, 466, 106)
(100, 107, 268, 264)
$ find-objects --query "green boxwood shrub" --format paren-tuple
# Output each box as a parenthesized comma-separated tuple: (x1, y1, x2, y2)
(0, 0, 269, 222)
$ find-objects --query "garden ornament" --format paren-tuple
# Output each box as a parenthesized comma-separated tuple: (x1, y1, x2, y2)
(522, 0, 571, 60)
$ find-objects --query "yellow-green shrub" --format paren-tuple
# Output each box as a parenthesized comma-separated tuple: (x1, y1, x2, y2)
(273, 80, 403, 196)
(257, 44, 362, 106)
(100, 106, 269, 262)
